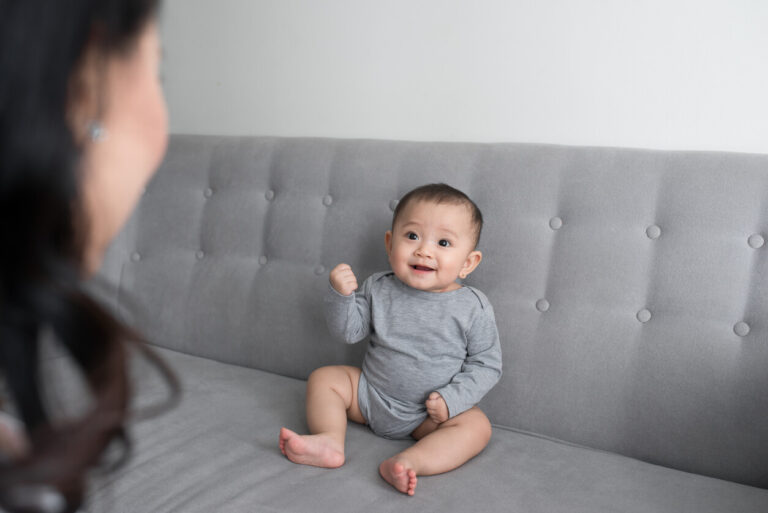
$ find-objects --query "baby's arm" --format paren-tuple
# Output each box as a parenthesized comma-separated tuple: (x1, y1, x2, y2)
(433, 305, 503, 419)
(323, 264, 372, 344)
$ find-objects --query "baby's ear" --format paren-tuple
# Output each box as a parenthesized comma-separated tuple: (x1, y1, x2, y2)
(384, 230, 393, 256)
(459, 250, 483, 279)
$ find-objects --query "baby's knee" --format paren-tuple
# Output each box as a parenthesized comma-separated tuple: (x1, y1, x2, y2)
(469, 408, 493, 445)
(307, 365, 358, 396)
(307, 365, 338, 387)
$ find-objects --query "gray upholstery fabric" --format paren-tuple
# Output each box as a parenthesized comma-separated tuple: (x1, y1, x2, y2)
(83, 348, 768, 512)
(97, 135, 768, 508)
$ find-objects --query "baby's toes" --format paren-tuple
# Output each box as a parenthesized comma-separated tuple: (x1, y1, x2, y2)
(407, 470, 418, 495)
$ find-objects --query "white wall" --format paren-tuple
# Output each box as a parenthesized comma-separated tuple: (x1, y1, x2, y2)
(160, 0, 768, 153)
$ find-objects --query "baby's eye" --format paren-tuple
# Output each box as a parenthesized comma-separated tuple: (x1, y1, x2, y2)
(406, 232, 419, 240)
(438, 239, 451, 247)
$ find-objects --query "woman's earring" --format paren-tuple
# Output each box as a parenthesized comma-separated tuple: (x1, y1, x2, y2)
(87, 121, 107, 142)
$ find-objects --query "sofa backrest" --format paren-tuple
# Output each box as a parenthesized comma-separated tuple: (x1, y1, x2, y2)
(99, 135, 768, 488)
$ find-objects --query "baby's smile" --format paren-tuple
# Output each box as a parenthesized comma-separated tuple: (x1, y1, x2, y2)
(411, 264, 435, 272)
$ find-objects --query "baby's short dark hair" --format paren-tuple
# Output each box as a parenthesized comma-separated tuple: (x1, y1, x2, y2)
(392, 183, 483, 248)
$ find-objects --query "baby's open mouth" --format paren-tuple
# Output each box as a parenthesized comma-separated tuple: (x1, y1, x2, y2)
(412, 265, 434, 272)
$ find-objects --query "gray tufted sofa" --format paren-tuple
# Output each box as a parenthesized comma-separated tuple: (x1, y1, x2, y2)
(90, 134, 768, 512)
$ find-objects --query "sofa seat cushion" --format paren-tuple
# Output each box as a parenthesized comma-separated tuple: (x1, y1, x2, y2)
(85, 348, 768, 513)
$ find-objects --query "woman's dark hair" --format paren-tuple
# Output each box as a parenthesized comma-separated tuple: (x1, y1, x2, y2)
(0, 1, 176, 511)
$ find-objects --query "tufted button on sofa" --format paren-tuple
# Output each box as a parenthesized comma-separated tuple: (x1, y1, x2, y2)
(86, 135, 768, 512)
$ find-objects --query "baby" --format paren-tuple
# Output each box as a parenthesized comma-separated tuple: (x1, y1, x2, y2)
(279, 183, 502, 496)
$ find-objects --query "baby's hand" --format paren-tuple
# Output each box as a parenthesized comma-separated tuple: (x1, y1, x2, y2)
(425, 392, 449, 424)
(330, 263, 358, 296)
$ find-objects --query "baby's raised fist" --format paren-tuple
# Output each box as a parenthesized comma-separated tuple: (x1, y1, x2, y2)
(330, 263, 358, 296)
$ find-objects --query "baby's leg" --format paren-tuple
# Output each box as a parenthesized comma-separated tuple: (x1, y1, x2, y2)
(379, 407, 492, 495)
(280, 365, 364, 468)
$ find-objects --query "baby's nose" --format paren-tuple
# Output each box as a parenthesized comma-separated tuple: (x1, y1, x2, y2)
(415, 243, 433, 256)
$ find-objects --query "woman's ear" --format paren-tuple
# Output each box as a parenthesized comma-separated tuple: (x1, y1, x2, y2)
(384, 230, 393, 257)
(67, 39, 106, 145)
(459, 250, 483, 279)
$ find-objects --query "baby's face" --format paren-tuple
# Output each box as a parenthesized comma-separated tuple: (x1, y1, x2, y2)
(386, 200, 482, 293)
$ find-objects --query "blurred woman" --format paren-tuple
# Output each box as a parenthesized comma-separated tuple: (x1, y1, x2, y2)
(0, 1, 177, 510)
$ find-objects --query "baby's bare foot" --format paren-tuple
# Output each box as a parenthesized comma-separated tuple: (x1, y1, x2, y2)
(279, 427, 345, 468)
(379, 457, 418, 496)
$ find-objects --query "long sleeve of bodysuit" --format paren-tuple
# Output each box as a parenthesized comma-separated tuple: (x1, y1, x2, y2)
(433, 302, 502, 419)
(323, 278, 372, 345)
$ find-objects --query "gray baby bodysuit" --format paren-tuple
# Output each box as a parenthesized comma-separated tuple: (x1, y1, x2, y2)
(324, 271, 502, 439)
